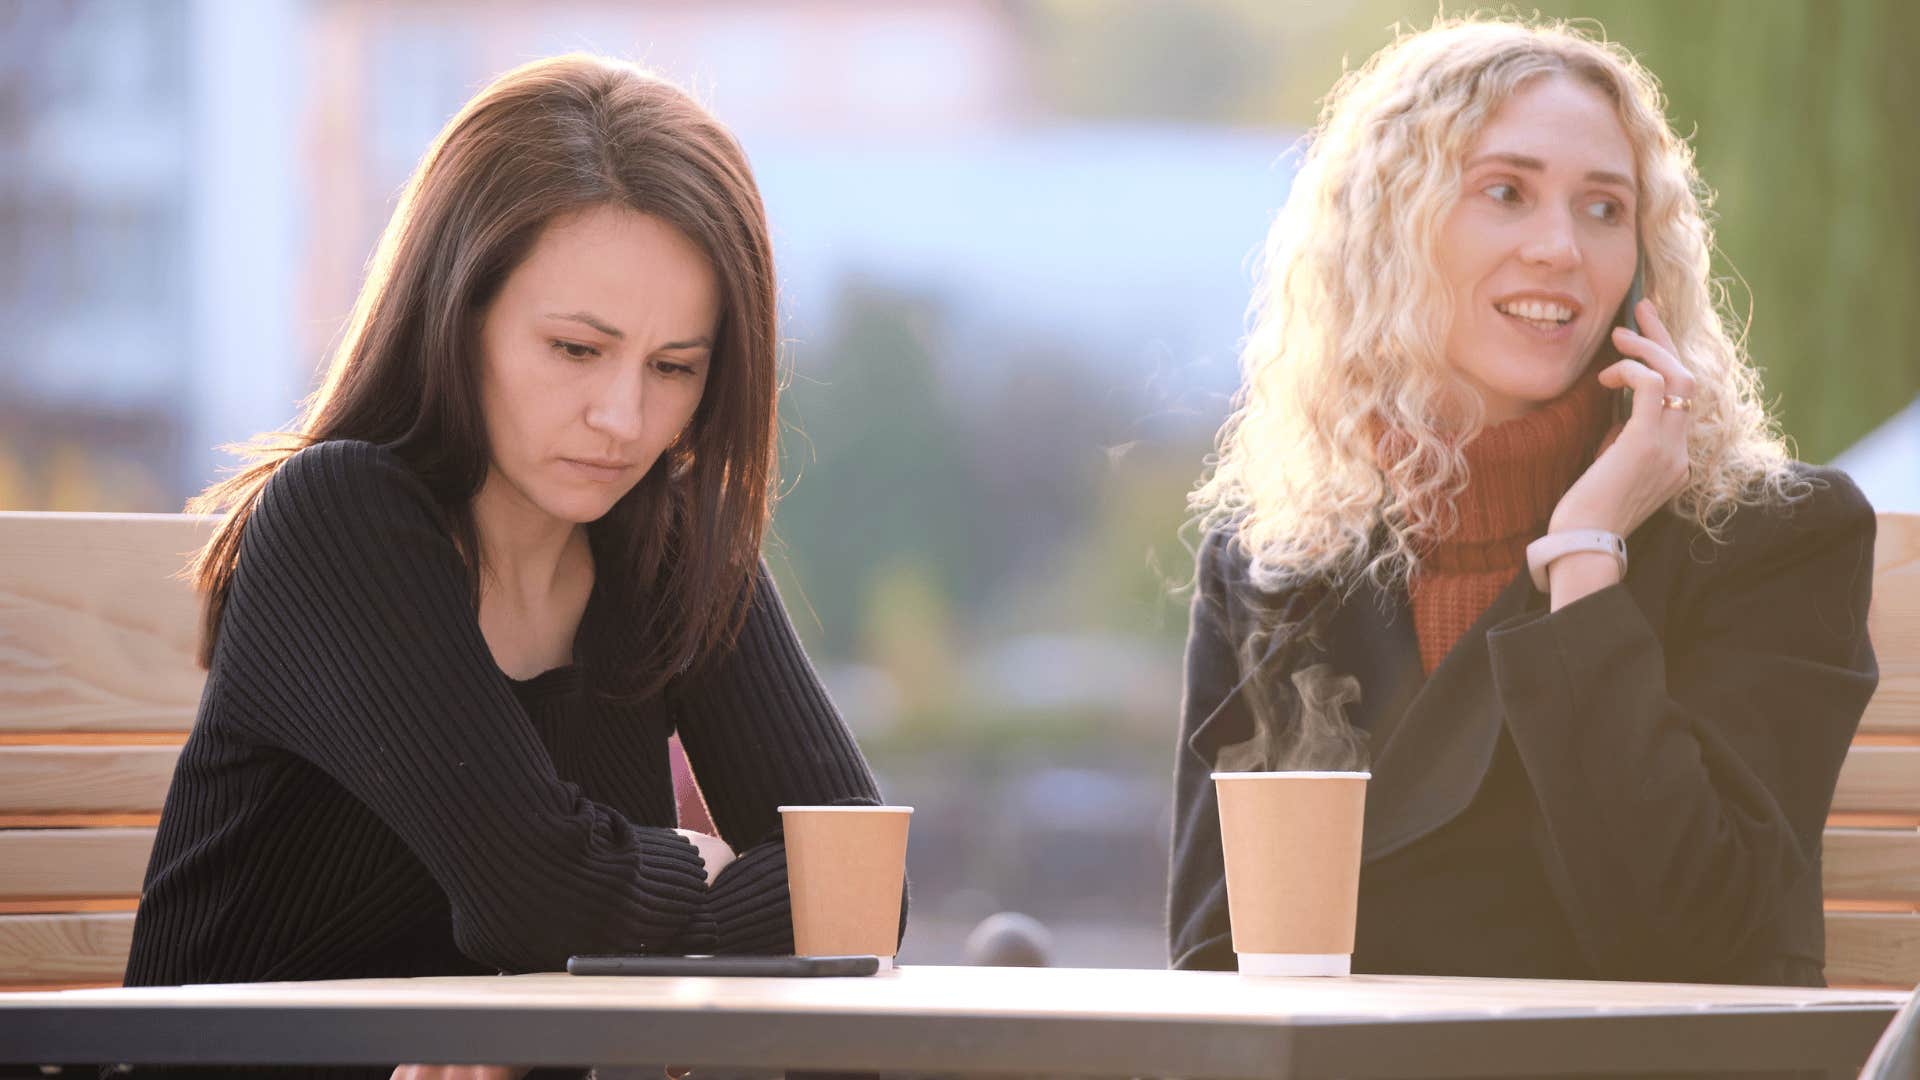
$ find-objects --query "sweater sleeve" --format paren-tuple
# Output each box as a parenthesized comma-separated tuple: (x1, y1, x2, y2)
(214, 440, 709, 973)
(668, 563, 895, 954)
(1485, 467, 1878, 980)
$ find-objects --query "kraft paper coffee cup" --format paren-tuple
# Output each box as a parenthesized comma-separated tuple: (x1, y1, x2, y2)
(778, 805, 912, 970)
(1210, 771, 1369, 976)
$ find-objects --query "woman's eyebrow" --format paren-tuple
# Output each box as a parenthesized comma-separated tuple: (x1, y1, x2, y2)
(547, 311, 710, 350)
(1464, 151, 1633, 190)
(547, 310, 625, 338)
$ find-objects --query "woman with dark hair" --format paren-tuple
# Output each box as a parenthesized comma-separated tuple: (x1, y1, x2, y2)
(124, 54, 892, 1075)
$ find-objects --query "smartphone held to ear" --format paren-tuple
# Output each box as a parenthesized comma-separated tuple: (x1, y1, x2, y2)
(1612, 261, 1646, 425)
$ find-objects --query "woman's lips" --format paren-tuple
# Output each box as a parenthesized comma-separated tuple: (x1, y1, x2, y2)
(559, 457, 632, 482)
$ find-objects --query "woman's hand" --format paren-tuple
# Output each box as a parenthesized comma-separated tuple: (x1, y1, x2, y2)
(390, 1066, 524, 1080)
(388, 834, 733, 1080)
(674, 828, 736, 886)
(1545, 300, 1695, 608)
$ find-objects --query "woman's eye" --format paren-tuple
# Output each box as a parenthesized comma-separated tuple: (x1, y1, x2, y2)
(550, 340, 598, 361)
(1585, 199, 1626, 223)
(1482, 182, 1521, 204)
(653, 359, 697, 377)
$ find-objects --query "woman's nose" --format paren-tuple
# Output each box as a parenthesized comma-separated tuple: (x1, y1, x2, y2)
(1518, 209, 1583, 271)
(584, 364, 646, 441)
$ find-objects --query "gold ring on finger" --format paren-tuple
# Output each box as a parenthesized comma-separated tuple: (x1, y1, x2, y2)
(1660, 394, 1694, 412)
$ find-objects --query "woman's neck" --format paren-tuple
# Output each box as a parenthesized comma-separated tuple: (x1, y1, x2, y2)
(470, 470, 589, 609)
(1437, 369, 1613, 549)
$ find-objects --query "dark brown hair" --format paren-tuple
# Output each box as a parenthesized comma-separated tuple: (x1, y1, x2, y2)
(188, 54, 780, 701)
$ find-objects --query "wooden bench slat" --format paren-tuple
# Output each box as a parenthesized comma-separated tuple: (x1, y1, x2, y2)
(0, 732, 189, 746)
(0, 827, 156, 900)
(1834, 745, 1920, 816)
(1832, 812, 1920, 829)
(0, 912, 133, 984)
(0, 745, 180, 814)
(0, 813, 162, 828)
(1866, 693, 1920, 735)
(0, 512, 212, 734)
(1826, 910, 1920, 989)
(0, 898, 140, 915)
(1825, 827, 1920, 903)
(1855, 733, 1920, 748)
(1866, 512, 1920, 735)
(1826, 898, 1918, 914)
(0, 980, 118, 991)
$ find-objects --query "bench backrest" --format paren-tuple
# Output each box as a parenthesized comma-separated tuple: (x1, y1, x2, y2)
(0, 512, 211, 989)
(1826, 511, 1920, 988)
(0, 509, 714, 989)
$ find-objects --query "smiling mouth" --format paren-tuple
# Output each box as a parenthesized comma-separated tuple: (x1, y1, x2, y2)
(1494, 299, 1577, 331)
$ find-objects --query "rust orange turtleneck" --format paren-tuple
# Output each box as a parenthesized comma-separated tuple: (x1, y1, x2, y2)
(1406, 374, 1614, 674)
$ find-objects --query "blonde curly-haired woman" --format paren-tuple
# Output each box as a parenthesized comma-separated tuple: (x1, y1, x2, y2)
(1169, 17, 1877, 985)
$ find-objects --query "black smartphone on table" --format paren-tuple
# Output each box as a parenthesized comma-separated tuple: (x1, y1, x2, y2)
(567, 954, 883, 977)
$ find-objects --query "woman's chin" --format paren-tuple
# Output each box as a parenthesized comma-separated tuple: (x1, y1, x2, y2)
(533, 490, 629, 526)
(1483, 366, 1586, 411)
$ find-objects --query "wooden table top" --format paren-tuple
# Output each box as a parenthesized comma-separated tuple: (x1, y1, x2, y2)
(3, 965, 1906, 1018)
(2, 966, 1909, 1077)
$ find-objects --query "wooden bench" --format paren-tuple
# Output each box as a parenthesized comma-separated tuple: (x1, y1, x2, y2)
(3, 510, 1918, 990)
(0, 512, 210, 990)
(0, 510, 717, 990)
(1827, 510, 1920, 988)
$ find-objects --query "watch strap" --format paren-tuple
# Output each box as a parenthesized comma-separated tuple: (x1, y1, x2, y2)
(1526, 529, 1628, 592)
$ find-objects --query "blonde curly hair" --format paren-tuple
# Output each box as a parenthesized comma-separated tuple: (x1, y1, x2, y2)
(1191, 15, 1804, 592)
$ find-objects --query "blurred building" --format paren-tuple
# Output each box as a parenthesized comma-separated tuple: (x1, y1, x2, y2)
(0, 0, 1029, 507)
(298, 0, 1029, 406)
(3, 0, 1293, 508)
(2, 0, 303, 507)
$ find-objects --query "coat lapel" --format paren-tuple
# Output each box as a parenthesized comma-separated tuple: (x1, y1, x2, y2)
(1183, 559, 1555, 865)
(1182, 582, 1339, 768)
(1342, 568, 1539, 863)
(1321, 580, 1420, 763)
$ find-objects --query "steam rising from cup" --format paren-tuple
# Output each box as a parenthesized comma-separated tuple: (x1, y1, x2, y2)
(1216, 661, 1367, 774)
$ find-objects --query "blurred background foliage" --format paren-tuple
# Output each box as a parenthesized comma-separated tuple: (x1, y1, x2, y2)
(1024, 0, 1920, 462)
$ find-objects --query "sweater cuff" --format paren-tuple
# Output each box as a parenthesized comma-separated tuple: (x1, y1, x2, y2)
(637, 827, 715, 949)
(705, 840, 796, 955)
(694, 796, 897, 956)
(1486, 579, 1653, 697)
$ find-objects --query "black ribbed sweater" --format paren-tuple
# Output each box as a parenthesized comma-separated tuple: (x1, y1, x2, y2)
(124, 440, 885, 1054)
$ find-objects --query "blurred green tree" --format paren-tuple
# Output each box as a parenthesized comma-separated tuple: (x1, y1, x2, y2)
(1530, 0, 1920, 462)
(773, 283, 983, 659)
(1029, 0, 1920, 461)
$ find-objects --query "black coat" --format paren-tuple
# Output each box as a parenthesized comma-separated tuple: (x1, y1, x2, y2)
(1168, 465, 1878, 985)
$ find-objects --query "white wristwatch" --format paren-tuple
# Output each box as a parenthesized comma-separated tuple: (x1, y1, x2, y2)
(1525, 530, 1628, 592)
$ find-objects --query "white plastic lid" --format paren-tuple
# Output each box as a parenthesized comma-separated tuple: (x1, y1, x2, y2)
(1210, 770, 1371, 780)
(775, 805, 914, 813)
(1237, 952, 1352, 977)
